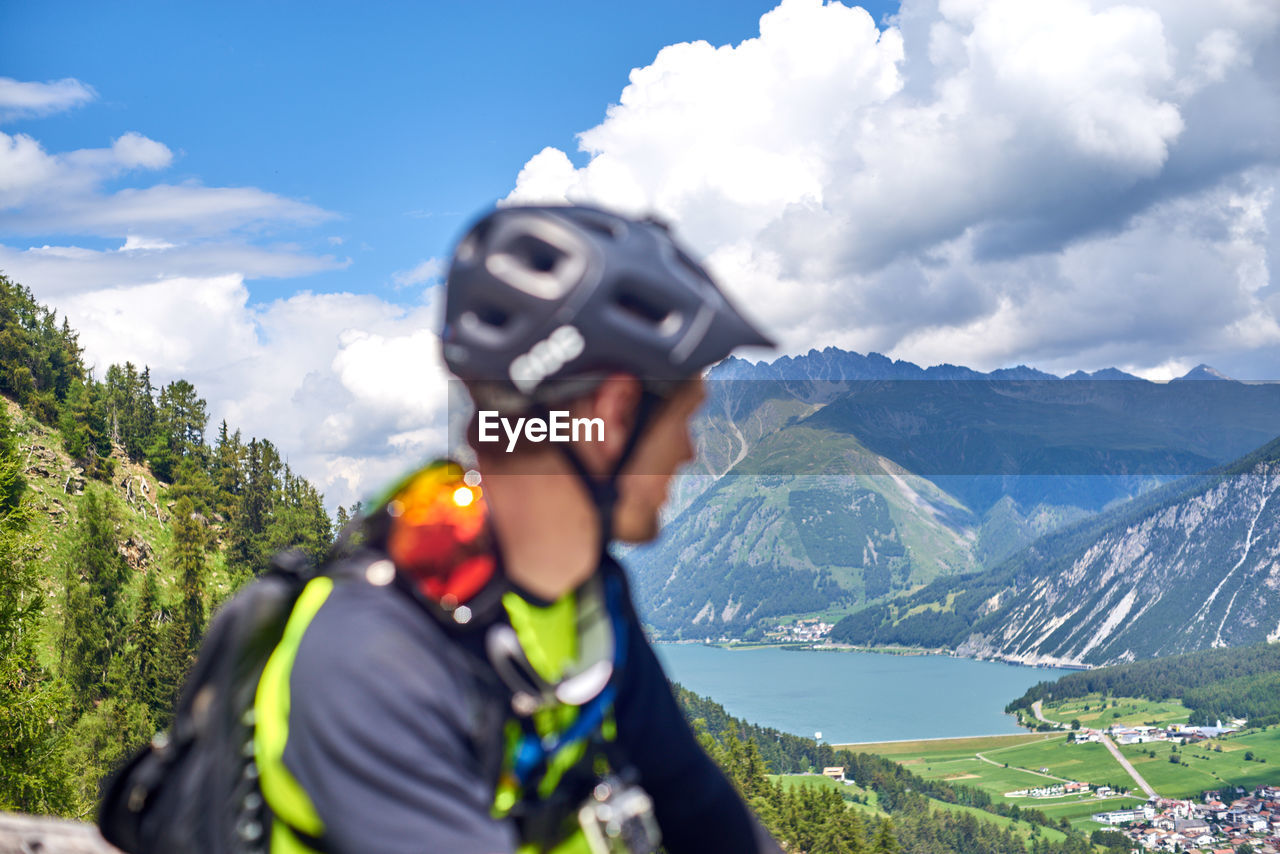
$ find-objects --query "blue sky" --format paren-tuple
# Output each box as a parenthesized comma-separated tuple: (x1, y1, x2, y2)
(2, 0, 1278, 506)
(4, 0, 897, 302)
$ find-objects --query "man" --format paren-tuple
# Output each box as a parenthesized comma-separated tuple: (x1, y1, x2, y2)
(254, 205, 782, 853)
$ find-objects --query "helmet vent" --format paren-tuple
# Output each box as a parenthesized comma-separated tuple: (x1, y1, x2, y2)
(473, 305, 510, 329)
(511, 234, 561, 272)
(486, 232, 583, 300)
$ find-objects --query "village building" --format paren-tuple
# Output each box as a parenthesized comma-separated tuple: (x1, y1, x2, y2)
(1111, 787, 1280, 853)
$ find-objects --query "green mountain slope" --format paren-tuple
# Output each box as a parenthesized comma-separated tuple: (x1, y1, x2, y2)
(0, 274, 336, 816)
(629, 427, 982, 636)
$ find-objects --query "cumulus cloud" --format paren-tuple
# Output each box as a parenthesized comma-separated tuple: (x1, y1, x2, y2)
(506, 0, 1280, 376)
(0, 76, 96, 122)
(0, 131, 171, 209)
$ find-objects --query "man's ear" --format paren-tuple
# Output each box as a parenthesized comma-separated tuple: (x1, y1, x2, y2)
(579, 374, 642, 470)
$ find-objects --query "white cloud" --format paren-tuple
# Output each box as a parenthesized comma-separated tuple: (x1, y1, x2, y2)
(0, 77, 96, 122)
(0, 240, 345, 298)
(506, 0, 1280, 376)
(0, 132, 63, 200)
(0, 179, 334, 238)
(110, 132, 174, 170)
(64, 275, 262, 376)
(0, 130, 173, 209)
(391, 257, 444, 288)
(119, 235, 176, 252)
(0, 128, 330, 237)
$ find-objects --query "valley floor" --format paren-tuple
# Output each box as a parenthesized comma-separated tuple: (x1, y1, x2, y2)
(839, 720, 1280, 833)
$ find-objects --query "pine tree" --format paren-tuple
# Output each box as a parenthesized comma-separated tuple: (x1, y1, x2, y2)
(211, 421, 243, 518)
(266, 466, 332, 565)
(0, 275, 84, 423)
(58, 376, 114, 479)
(104, 362, 158, 461)
(227, 437, 286, 578)
(126, 568, 171, 721)
(60, 488, 132, 710)
(872, 818, 899, 854)
(171, 496, 206, 654)
(156, 379, 207, 454)
(137, 366, 157, 455)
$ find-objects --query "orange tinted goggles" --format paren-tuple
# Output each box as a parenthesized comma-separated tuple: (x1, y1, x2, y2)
(382, 461, 496, 610)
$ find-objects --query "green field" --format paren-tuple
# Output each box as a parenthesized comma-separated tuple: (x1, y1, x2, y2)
(1036, 797, 1148, 832)
(841, 733, 1133, 798)
(1037, 693, 1190, 730)
(858, 737, 1145, 829)
(846, 724, 1280, 834)
(842, 734, 1144, 831)
(987, 739, 1134, 791)
(1118, 727, 1280, 798)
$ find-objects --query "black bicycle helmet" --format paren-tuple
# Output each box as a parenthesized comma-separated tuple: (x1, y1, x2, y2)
(441, 204, 774, 410)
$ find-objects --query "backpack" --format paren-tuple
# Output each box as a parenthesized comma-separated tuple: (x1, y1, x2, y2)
(98, 548, 336, 854)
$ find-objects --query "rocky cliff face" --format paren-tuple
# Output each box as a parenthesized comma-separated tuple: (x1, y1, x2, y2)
(961, 454, 1280, 666)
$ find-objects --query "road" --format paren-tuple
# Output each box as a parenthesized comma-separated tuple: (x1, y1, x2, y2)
(1030, 700, 1060, 727)
(1030, 700, 1159, 798)
(1099, 734, 1159, 798)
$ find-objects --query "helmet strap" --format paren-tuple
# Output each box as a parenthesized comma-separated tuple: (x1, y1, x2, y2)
(551, 389, 661, 554)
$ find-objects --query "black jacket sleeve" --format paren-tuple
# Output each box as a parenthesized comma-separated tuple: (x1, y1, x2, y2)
(610, 568, 783, 854)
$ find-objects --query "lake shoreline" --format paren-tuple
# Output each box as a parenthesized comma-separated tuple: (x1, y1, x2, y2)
(654, 639, 1076, 671)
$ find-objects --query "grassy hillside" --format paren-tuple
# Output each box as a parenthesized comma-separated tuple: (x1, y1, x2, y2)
(1033, 695, 1190, 731)
(0, 391, 339, 818)
(0, 273, 337, 817)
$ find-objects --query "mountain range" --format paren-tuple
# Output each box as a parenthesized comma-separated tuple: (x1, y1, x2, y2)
(627, 348, 1280, 662)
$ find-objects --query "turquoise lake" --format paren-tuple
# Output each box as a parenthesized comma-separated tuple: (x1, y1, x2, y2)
(654, 644, 1070, 745)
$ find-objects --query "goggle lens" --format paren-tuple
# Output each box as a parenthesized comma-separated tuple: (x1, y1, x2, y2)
(383, 461, 495, 609)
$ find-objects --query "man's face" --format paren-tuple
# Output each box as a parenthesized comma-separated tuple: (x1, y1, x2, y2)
(612, 378, 706, 543)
